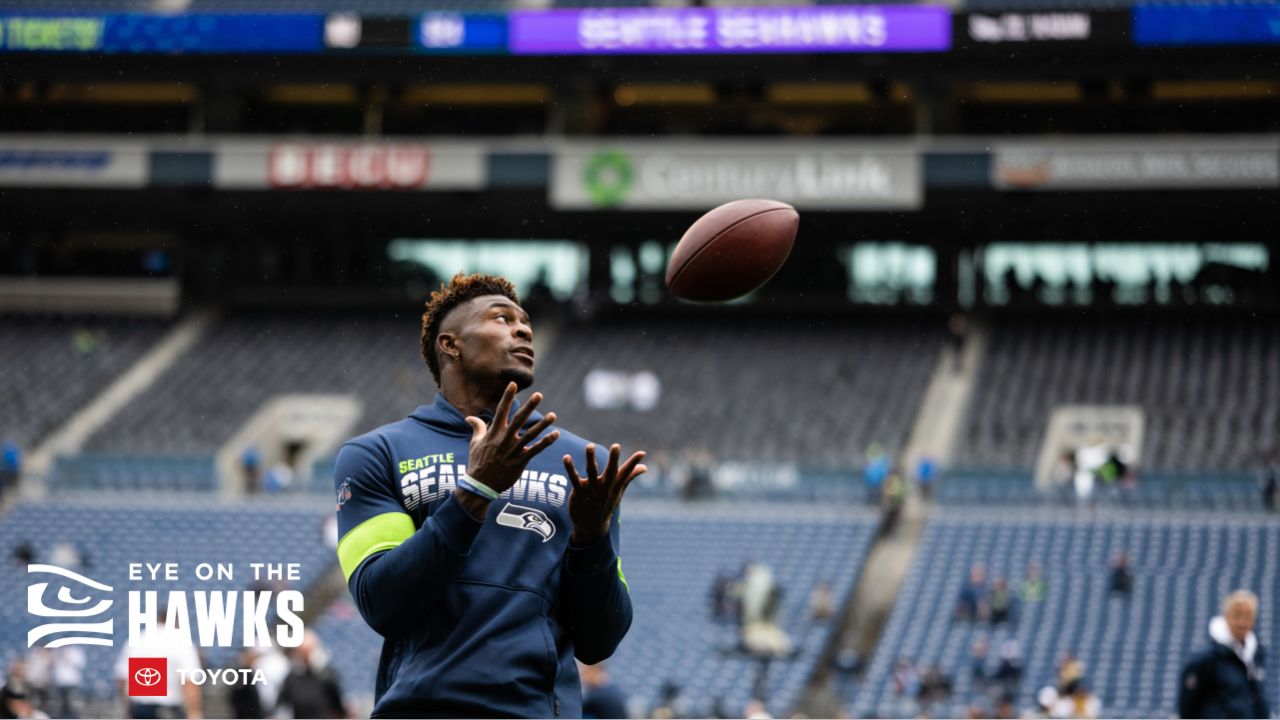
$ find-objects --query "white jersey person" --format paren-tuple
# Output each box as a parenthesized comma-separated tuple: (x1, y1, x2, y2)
(114, 608, 202, 720)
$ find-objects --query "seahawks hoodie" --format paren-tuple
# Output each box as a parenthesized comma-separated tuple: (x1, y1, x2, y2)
(334, 394, 632, 718)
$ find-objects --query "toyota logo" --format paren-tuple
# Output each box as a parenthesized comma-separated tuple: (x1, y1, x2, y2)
(134, 668, 162, 687)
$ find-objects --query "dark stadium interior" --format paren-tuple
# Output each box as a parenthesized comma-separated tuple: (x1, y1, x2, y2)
(2, 1, 1279, 718)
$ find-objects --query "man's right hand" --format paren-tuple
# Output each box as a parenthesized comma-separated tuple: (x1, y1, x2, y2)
(461, 382, 560, 503)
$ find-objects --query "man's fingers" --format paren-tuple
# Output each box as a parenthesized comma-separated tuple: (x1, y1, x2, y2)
(521, 430, 560, 461)
(563, 454, 585, 489)
(620, 463, 649, 495)
(493, 381, 518, 431)
(614, 451, 646, 489)
(602, 444, 621, 485)
(464, 416, 488, 444)
(507, 395, 545, 444)
(584, 444, 599, 483)
(518, 411, 556, 445)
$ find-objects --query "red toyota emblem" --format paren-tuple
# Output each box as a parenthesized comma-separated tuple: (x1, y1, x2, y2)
(128, 658, 167, 697)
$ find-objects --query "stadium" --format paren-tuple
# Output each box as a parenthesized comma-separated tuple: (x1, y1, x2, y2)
(0, 0, 1277, 718)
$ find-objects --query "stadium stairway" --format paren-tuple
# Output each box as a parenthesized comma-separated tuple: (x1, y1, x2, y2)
(800, 326, 986, 715)
(24, 310, 216, 496)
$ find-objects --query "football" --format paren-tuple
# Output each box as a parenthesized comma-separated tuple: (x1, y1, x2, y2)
(665, 198, 800, 302)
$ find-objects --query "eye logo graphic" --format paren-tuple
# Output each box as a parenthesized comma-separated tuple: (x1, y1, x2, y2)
(128, 658, 168, 697)
(496, 503, 556, 543)
(27, 564, 114, 648)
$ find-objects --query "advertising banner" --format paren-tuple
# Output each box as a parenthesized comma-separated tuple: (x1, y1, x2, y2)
(510, 5, 951, 55)
(953, 10, 1128, 50)
(991, 138, 1280, 190)
(551, 142, 922, 209)
(416, 12, 508, 52)
(0, 140, 148, 187)
(1133, 2, 1280, 47)
(213, 141, 487, 190)
(0, 13, 323, 53)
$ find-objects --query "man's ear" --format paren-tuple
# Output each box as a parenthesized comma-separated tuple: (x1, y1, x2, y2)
(438, 332, 459, 362)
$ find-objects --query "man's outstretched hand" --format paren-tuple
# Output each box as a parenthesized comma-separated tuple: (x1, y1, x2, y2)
(458, 383, 559, 519)
(564, 443, 646, 546)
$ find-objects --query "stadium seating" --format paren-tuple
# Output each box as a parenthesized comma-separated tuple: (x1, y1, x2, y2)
(52, 453, 217, 492)
(0, 315, 171, 451)
(534, 315, 940, 468)
(313, 506, 878, 718)
(935, 471, 1265, 511)
(850, 511, 1280, 718)
(956, 317, 1280, 473)
(84, 311, 432, 455)
(74, 313, 936, 493)
(0, 498, 337, 696)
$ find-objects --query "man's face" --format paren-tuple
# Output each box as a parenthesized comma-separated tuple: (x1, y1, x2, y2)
(444, 295, 535, 390)
(1225, 600, 1256, 643)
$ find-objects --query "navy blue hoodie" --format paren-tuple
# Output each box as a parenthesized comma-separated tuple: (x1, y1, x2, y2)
(334, 394, 633, 718)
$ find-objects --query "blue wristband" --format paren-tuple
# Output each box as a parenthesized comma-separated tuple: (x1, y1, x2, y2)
(457, 474, 500, 502)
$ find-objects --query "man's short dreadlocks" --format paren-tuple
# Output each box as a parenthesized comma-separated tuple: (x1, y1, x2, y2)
(420, 273, 521, 386)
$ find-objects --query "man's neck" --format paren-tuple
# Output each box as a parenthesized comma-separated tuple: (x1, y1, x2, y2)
(440, 375, 503, 420)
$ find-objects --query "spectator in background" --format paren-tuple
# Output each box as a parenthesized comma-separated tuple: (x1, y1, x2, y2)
(0, 439, 20, 499)
(49, 646, 84, 719)
(228, 651, 263, 719)
(11, 542, 35, 568)
(809, 581, 835, 622)
(1020, 562, 1047, 603)
(252, 639, 290, 717)
(918, 664, 952, 707)
(49, 540, 81, 570)
(1056, 654, 1084, 696)
(22, 650, 50, 715)
(1052, 679, 1100, 719)
(970, 637, 991, 689)
(263, 459, 293, 494)
(1108, 551, 1133, 596)
(833, 647, 860, 679)
(740, 563, 790, 657)
(2, 659, 45, 720)
(1259, 454, 1278, 513)
(863, 443, 889, 505)
(915, 456, 937, 501)
(1036, 687, 1060, 719)
(891, 657, 920, 699)
(115, 606, 202, 720)
(580, 662, 629, 720)
(994, 693, 1018, 720)
(240, 447, 262, 494)
(994, 640, 1023, 698)
(1050, 451, 1076, 505)
(989, 577, 1015, 625)
(275, 631, 347, 719)
(710, 570, 737, 623)
(1178, 590, 1270, 719)
(956, 564, 989, 622)
(879, 470, 907, 538)
(743, 699, 772, 720)
(649, 681, 683, 719)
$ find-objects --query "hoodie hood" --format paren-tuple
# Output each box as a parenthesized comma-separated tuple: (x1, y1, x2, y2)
(410, 393, 544, 438)
(1209, 615, 1258, 666)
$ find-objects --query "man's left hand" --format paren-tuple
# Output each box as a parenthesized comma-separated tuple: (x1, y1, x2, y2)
(564, 443, 646, 546)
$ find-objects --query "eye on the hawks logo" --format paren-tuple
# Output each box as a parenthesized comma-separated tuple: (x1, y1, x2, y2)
(128, 657, 167, 697)
(336, 478, 353, 511)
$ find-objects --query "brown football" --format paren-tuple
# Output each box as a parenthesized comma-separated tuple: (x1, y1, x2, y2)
(665, 199, 799, 302)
